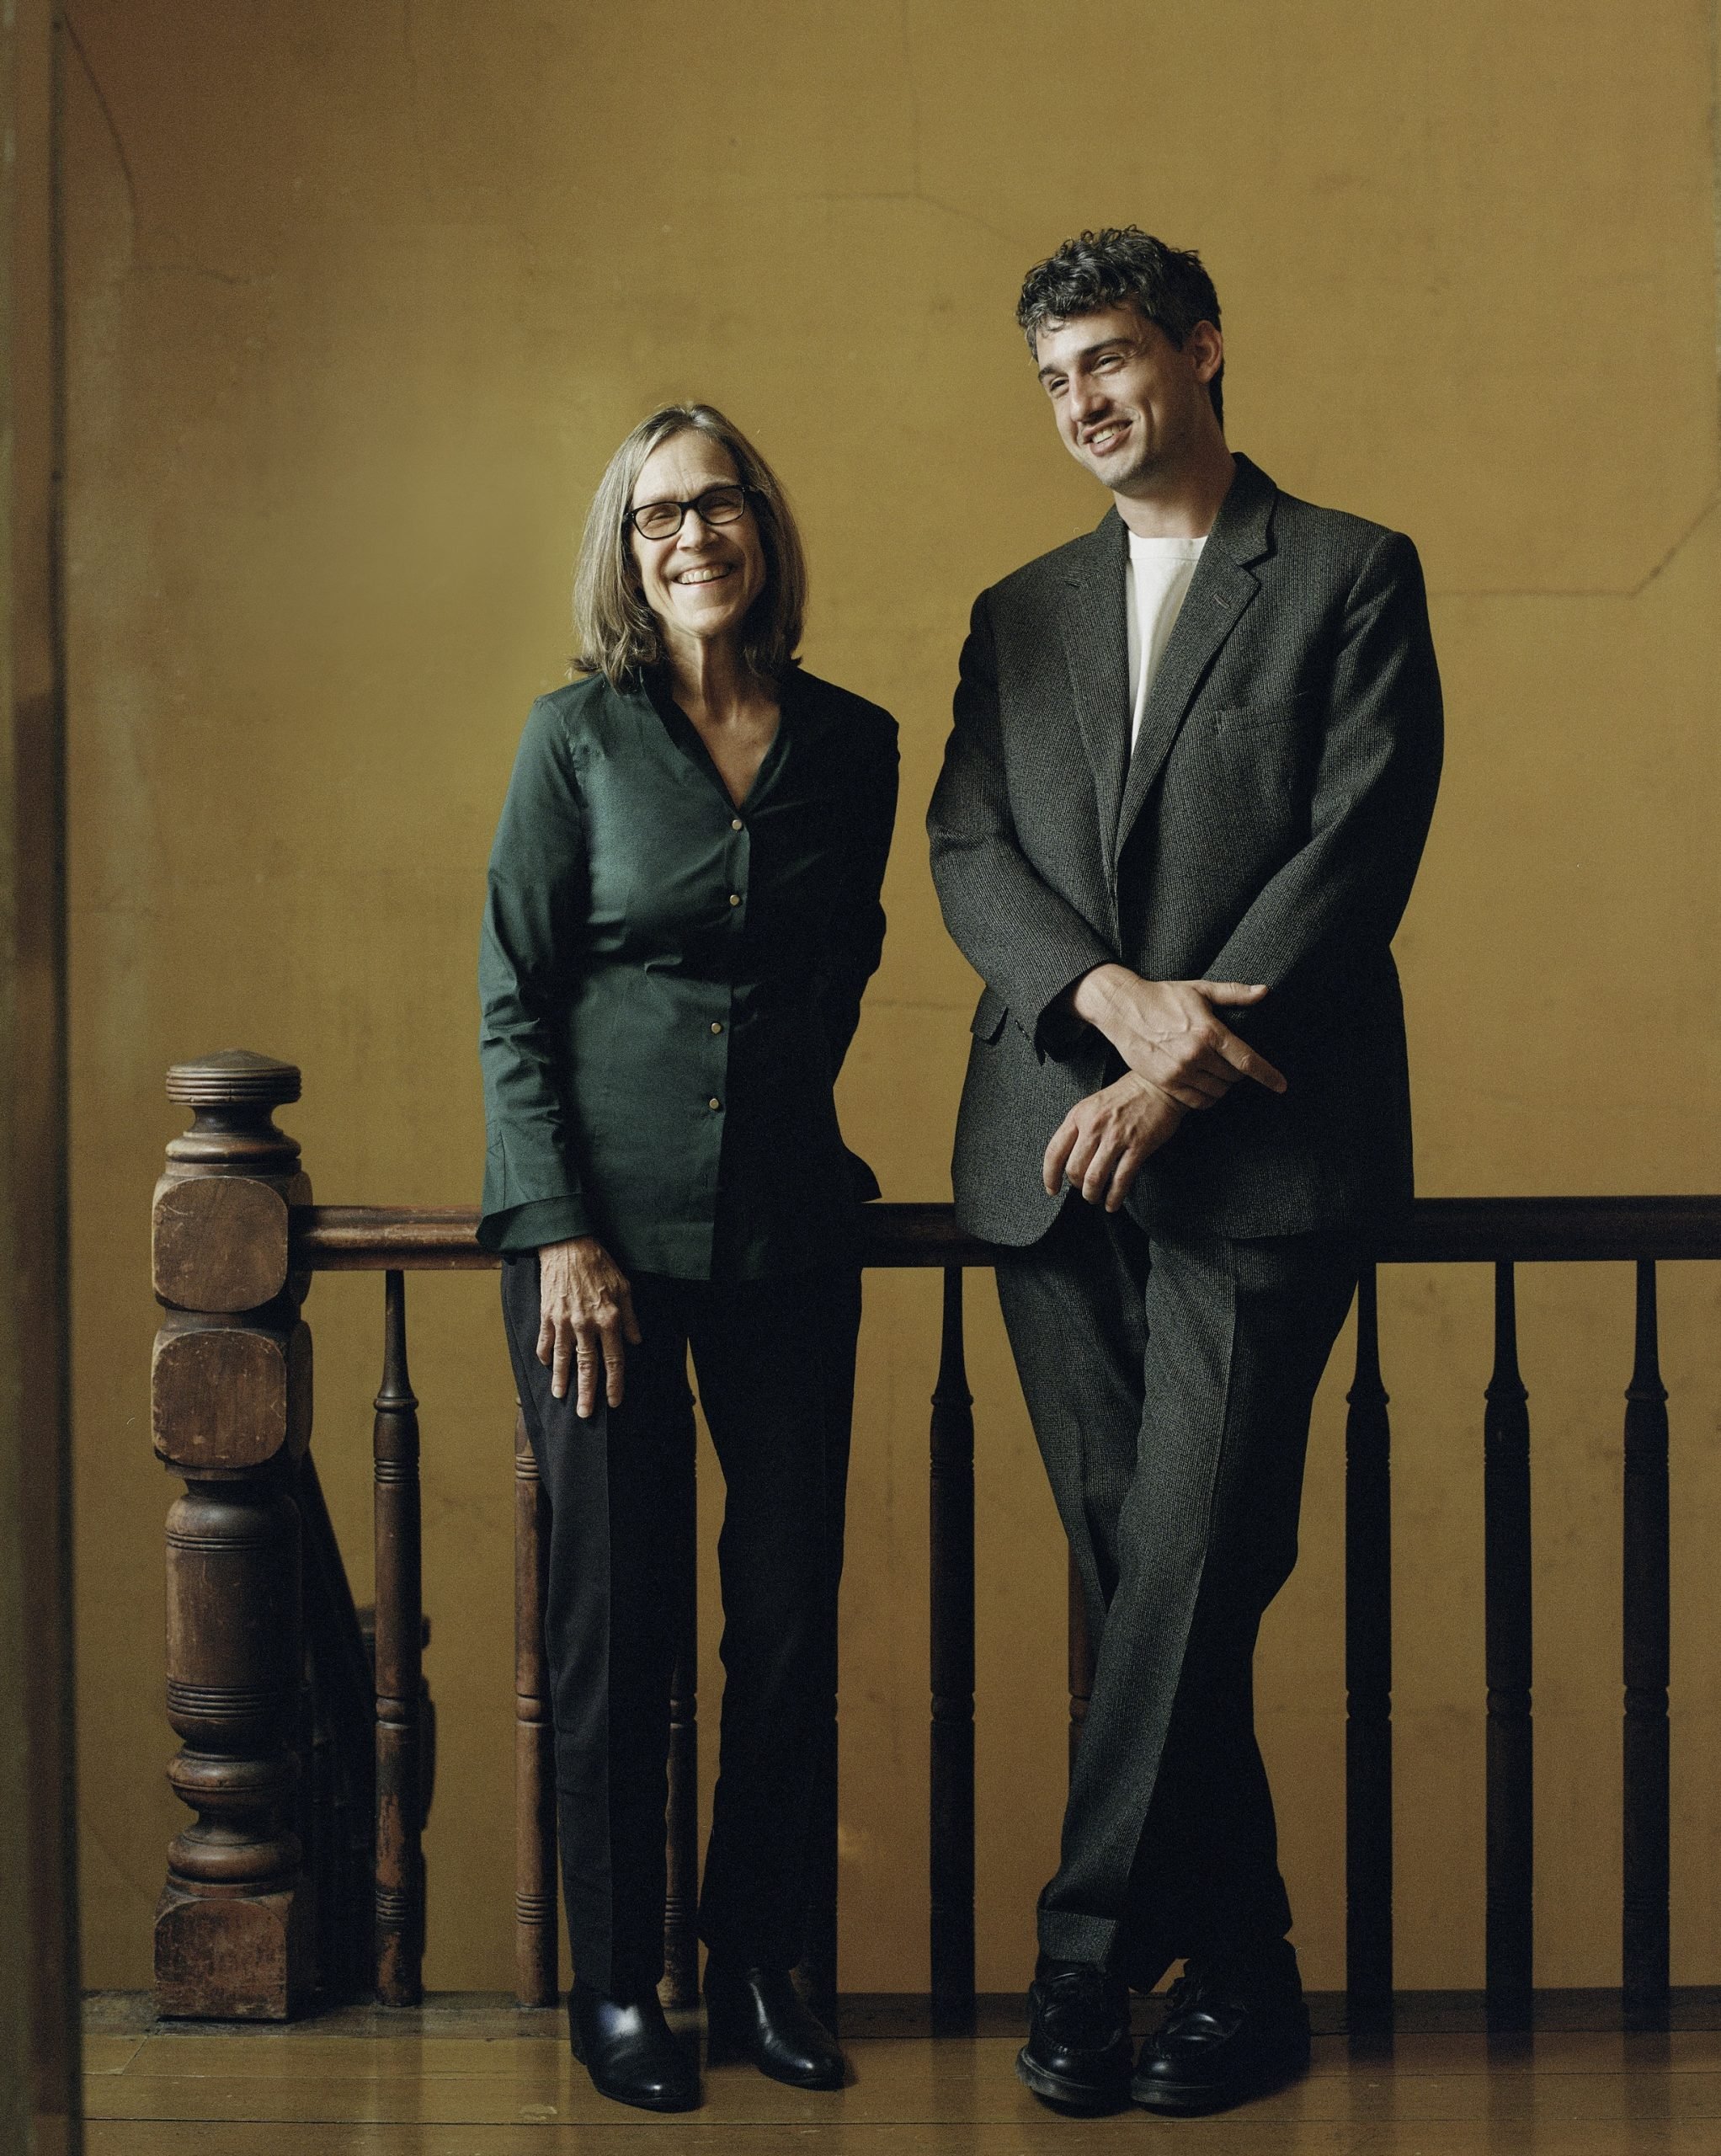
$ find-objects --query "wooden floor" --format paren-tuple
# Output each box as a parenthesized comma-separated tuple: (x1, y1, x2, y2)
(83, 1993, 1721, 2153)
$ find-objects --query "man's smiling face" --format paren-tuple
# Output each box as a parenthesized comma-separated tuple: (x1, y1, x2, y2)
(1033, 302, 1222, 498)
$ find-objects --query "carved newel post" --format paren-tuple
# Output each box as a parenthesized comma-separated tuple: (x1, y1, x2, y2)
(152, 1051, 313, 2018)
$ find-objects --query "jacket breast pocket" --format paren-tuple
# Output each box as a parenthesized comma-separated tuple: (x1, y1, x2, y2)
(1172, 694, 1313, 850)
(1208, 689, 1317, 798)
(971, 984, 1009, 1043)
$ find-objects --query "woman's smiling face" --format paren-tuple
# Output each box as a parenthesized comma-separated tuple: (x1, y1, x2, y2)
(630, 431, 767, 658)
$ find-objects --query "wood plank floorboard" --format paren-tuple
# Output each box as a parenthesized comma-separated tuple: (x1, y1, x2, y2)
(83, 1998, 1715, 2154)
(81, 2125, 1721, 2154)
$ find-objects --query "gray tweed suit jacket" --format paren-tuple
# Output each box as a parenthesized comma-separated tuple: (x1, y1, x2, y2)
(927, 453, 1443, 1247)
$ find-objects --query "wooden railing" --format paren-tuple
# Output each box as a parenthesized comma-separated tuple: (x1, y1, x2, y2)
(149, 1051, 1720, 2029)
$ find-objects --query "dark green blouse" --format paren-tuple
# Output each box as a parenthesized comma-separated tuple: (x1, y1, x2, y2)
(477, 665, 898, 1279)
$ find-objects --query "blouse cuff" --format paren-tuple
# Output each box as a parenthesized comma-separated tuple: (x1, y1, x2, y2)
(476, 1194, 595, 1255)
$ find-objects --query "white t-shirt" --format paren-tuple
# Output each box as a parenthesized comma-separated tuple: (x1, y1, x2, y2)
(1126, 532, 1207, 749)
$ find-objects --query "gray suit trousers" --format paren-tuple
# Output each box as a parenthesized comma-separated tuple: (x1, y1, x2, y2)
(994, 1201, 1359, 1976)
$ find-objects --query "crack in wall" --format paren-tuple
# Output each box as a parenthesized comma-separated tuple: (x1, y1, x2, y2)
(1431, 489, 1721, 602)
(63, 6, 266, 291)
(62, 8, 135, 237)
(792, 185, 1022, 248)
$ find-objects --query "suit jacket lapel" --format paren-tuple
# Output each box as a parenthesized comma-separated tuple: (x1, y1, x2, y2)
(1058, 511, 1131, 902)
(1113, 454, 1277, 857)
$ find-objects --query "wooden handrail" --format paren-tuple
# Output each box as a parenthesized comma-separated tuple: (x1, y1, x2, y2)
(293, 1193, 1721, 1273)
(293, 1200, 997, 1270)
(1374, 1194, 1721, 1263)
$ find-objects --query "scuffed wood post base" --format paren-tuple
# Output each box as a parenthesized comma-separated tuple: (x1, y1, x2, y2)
(154, 1881, 306, 2022)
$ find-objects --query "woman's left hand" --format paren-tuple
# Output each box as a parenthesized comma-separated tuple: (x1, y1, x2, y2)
(536, 1235, 643, 1415)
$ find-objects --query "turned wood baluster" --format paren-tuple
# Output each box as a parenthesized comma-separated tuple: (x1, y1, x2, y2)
(663, 1442, 700, 2009)
(152, 1051, 315, 2020)
(1345, 1265, 1393, 2032)
(297, 1614, 331, 2000)
(373, 1270, 424, 2004)
(1484, 1262, 1533, 2030)
(513, 1406, 557, 2007)
(929, 1266, 976, 2032)
(1622, 1259, 1670, 2028)
(296, 1449, 378, 2000)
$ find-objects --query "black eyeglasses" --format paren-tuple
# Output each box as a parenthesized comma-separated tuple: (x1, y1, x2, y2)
(626, 484, 755, 542)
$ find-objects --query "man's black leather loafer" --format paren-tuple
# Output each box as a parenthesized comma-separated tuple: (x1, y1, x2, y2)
(1131, 1964, 1311, 2115)
(1015, 1960, 1133, 2112)
(568, 1979, 699, 2112)
(705, 1963, 845, 2090)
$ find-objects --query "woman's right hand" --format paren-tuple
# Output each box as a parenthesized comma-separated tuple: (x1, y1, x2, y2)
(537, 1236, 642, 1416)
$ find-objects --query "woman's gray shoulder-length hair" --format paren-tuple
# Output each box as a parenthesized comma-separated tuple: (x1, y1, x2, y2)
(572, 403, 808, 688)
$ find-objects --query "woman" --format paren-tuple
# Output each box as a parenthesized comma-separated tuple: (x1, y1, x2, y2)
(477, 404, 897, 2112)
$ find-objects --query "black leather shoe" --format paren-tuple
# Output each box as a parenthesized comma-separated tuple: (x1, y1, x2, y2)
(568, 1979, 699, 2112)
(704, 1963, 845, 2089)
(1131, 1958, 1311, 2115)
(1015, 1959, 1132, 2112)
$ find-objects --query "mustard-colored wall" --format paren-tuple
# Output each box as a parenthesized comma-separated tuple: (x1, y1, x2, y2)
(67, 1, 1721, 1995)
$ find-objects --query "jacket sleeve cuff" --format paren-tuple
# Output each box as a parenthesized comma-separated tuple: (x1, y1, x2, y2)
(1031, 967, 1105, 1060)
(476, 1194, 594, 1255)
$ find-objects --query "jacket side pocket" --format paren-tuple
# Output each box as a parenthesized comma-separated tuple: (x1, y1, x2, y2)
(970, 984, 1009, 1043)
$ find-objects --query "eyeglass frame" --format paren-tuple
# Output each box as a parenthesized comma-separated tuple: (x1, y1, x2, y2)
(624, 483, 759, 542)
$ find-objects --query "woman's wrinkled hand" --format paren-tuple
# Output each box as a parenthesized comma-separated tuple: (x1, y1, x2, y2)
(536, 1236, 643, 1417)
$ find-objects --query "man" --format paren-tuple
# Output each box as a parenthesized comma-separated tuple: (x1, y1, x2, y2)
(927, 228, 1441, 2116)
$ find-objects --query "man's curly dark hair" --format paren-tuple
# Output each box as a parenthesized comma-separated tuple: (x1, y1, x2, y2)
(1016, 227, 1224, 427)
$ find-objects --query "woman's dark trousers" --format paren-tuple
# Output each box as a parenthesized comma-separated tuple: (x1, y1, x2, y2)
(503, 1257, 860, 1998)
